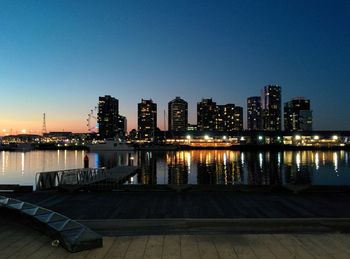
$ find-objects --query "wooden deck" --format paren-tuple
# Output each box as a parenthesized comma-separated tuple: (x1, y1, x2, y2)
(4, 190, 350, 257)
(2, 218, 350, 259)
(7, 190, 350, 220)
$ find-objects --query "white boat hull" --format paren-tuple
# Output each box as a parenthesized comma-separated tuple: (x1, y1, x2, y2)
(88, 141, 134, 152)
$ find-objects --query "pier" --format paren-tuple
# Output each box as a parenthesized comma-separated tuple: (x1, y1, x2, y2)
(35, 166, 139, 192)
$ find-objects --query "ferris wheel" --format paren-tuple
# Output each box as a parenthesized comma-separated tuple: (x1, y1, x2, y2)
(87, 107, 98, 133)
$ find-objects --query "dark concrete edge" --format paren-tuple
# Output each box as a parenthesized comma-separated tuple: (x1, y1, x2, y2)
(0, 195, 103, 253)
(78, 218, 350, 236)
(76, 184, 350, 193)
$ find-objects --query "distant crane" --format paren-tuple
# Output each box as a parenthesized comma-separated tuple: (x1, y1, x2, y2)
(42, 113, 47, 135)
(87, 107, 98, 133)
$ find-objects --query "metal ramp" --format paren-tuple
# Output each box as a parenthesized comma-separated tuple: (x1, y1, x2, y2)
(35, 168, 107, 191)
(0, 195, 103, 252)
(35, 166, 139, 191)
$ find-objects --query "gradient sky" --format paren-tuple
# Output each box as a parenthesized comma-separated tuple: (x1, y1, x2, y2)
(0, 0, 349, 134)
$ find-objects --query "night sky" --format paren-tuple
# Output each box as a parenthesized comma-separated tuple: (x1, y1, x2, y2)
(0, 0, 349, 133)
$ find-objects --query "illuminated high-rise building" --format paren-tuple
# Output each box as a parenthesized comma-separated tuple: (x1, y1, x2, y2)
(197, 98, 217, 131)
(261, 85, 282, 131)
(138, 99, 157, 141)
(116, 115, 127, 139)
(199, 100, 243, 132)
(97, 95, 119, 139)
(284, 97, 312, 131)
(168, 97, 188, 131)
(234, 106, 243, 131)
(247, 96, 262, 130)
(216, 104, 236, 131)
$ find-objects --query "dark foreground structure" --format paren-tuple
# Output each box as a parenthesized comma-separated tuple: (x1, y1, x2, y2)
(3, 188, 350, 258)
(0, 195, 102, 252)
(4, 187, 350, 235)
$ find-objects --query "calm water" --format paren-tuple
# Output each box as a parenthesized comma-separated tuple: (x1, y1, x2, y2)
(0, 150, 350, 187)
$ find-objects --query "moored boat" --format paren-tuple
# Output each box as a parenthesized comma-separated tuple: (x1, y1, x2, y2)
(1, 142, 35, 151)
(87, 140, 135, 152)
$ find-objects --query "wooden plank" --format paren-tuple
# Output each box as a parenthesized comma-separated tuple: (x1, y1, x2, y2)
(0, 228, 21, 248)
(84, 237, 115, 259)
(229, 234, 257, 259)
(211, 234, 239, 259)
(2, 233, 40, 258)
(274, 234, 315, 259)
(66, 251, 90, 259)
(304, 234, 350, 259)
(0, 225, 33, 251)
(196, 235, 220, 259)
(123, 235, 148, 259)
(327, 233, 350, 251)
(293, 234, 335, 259)
(9, 191, 350, 219)
(27, 243, 67, 259)
(104, 236, 133, 259)
(180, 235, 200, 259)
(245, 234, 277, 259)
(8, 235, 50, 259)
(45, 246, 87, 259)
(224, 194, 258, 217)
(0, 222, 10, 232)
(326, 234, 350, 255)
(162, 235, 181, 259)
(143, 235, 164, 259)
(279, 197, 316, 217)
(258, 234, 294, 259)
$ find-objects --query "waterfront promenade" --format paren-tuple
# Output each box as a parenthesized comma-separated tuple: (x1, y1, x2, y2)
(2, 215, 350, 258)
(3, 189, 350, 258)
(6, 189, 350, 221)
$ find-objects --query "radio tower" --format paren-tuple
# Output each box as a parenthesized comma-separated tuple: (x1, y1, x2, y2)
(42, 113, 47, 135)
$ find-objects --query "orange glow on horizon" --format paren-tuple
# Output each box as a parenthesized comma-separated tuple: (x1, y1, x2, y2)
(0, 119, 139, 135)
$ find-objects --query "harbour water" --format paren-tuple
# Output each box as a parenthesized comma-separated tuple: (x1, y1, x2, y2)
(0, 150, 349, 187)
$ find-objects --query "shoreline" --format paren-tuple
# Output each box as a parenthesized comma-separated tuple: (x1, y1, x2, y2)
(31, 144, 350, 152)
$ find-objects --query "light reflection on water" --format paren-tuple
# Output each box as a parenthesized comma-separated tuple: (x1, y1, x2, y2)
(0, 150, 350, 186)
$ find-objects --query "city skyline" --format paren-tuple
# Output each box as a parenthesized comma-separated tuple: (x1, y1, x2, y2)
(1, 0, 349, 133)
(0, 89, 336, 135)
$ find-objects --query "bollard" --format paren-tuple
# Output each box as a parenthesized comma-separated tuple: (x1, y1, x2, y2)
(84, 155, 89, 168)
(128, 153, 131, 166)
